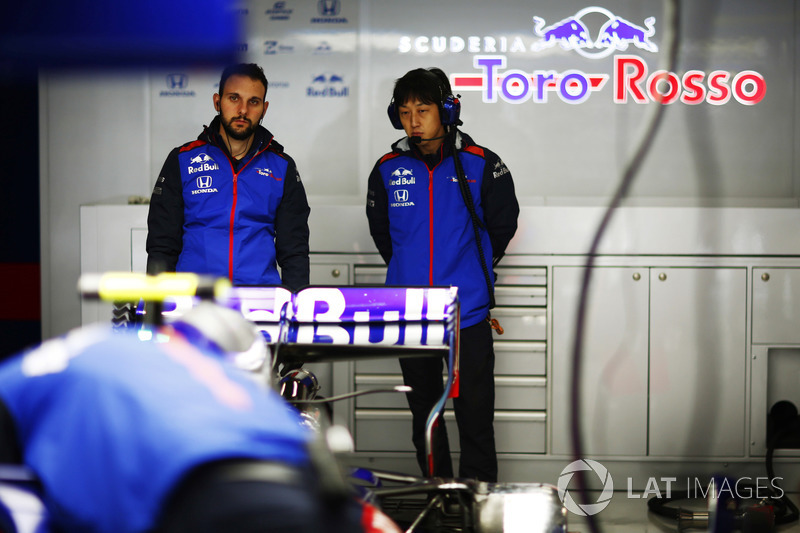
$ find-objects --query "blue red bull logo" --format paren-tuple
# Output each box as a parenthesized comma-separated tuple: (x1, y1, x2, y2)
(401, 6, 766, 106)
(307, 73, 350, 97)
(531, 7, 657, 58)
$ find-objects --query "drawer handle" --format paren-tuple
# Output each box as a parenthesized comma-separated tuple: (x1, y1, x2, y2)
(332, 269, 341, 278)
(632, 272, 641, 281)
(658, 272, 667, 281)
(761, 272, 770, 282)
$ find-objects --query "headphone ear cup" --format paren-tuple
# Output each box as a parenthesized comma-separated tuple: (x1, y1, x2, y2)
(387, 101, 404, 130)
(440, 94, 461, 126)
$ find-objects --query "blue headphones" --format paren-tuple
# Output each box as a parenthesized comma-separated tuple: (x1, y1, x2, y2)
(387, 70, 461, 130)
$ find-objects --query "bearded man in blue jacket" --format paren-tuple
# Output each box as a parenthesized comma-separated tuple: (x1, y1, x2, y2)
(146, 63, 310, 290)
(366, 67, 520, 482)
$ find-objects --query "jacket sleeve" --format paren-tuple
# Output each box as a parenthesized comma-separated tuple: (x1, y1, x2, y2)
(275, 158, 311, 291)
(0, 398, 21, 464)
(481, 149, 519, 264)
(366, 161, 392, 264)
(146, 148, 184, 274)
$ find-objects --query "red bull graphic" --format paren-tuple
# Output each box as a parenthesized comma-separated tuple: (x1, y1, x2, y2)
(531, 15, 592, 52)
(403, 6, 766, 106)
(532, 6, 658, 59)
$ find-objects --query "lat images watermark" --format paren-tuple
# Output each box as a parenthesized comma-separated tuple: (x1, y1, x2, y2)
(557, 459, 614, 516)
(557, 460, 784, 517)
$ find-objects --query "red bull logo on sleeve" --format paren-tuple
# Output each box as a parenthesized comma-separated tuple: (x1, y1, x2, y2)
(402, 6, 766, 106)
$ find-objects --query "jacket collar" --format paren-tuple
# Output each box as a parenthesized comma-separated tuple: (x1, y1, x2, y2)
(201, 115, 278, 158)
(391, 129, 469, 158)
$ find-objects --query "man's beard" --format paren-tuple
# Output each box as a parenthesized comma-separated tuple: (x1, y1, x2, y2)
(222, 116, 256, 141)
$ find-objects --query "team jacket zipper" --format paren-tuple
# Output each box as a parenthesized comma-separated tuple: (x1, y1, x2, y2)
(427, 145, 445, 286)
(225, 140, 271, 281)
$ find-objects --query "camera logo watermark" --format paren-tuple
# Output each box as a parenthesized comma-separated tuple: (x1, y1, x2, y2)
(557, 459, 614, 516)
(557, 459, 785, 517)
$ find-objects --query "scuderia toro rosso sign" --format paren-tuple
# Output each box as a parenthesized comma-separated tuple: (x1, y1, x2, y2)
(399, 6, 766, 106)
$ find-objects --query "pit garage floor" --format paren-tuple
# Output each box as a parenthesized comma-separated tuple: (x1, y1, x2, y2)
(565, 492, 800, 532)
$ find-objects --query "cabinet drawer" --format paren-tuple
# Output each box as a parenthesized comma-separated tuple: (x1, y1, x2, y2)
(495, 267, 547, 286)
(495, 376, 547, 410)
(354, 410, 546, 454)
(491, 308, 547, 341)
(354, 375, 546, 410)
(356, 357, 403, 374)
(354, 374, 445, 409)
(495, 341, 546, 376)
(494, 286, 546, 307)
(354, 265, 387, 285)
(310, 263, 349, 285)
(356, 342, 546, 376)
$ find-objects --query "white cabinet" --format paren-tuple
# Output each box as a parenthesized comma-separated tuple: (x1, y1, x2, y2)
(552, 266, 747, 458)
(750, 268, 800, 456)
(752, 268, 800, 344)
(552, 266, 649, 456)
(648, 267, 746, 457)
(348, 263, 549, 455)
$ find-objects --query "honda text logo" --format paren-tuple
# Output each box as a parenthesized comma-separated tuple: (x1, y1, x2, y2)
(192, 175, 218, 195)
(166, 74, 188, 89)
(312, 0, 347, 23)
(390, 189, 414, 207)
(160, 73, 195, 97)
(317, 0, 339, 16)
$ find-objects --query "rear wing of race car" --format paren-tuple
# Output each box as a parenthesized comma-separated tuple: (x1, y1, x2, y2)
(79, 273, 461, 477)
(219, 284, 462, 478)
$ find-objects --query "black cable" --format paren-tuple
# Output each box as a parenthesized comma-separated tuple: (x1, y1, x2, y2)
(450, 128, 496, 310)
(646, 425, 800, 530)
(765, 426, 800, 526)
(569, 2, 681, 532)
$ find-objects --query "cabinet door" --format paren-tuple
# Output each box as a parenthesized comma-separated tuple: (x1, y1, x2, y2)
(649, 267, 746, 457)
(552, 266, 649, 456)
(752, 268, 800, 344)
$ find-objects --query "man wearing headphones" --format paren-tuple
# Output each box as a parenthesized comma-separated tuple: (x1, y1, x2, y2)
(365, 68, 519, 482)
(146, 63, 310, 290)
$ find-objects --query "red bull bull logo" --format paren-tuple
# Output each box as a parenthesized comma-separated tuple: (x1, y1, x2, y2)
(531, 7, 658, 59)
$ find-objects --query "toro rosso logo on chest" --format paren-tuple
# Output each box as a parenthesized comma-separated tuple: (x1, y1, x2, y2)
(256, 167, 282, 181)
(192, 175, 218, 195)
(187, 153, 219, 174)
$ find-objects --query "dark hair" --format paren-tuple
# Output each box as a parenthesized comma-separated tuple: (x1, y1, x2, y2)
(219, 63, 269, 99)
(392, 67, 452, 109)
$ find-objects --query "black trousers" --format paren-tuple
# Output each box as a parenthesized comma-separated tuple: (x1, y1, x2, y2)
(399, 319, 497, 482)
